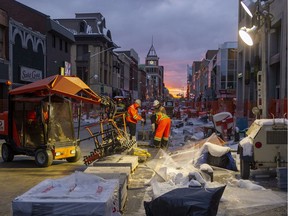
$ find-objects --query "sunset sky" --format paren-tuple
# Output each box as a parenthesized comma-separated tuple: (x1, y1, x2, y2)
(17, 0, 238, 97)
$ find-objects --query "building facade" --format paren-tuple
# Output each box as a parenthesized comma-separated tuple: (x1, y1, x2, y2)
(0, 0, 74, 111)
(237, 0, 287, 118)
(56, 13, 118, 97)
(138, 65, 147, 102)
(116, 49, 140, 101)
(215, 42, 237, 100)
(190, 43, 237, 114)
(145, 43, 164, 101)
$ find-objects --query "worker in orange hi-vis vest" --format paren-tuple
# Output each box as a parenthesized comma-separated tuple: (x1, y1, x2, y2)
(153, 111, 171, 150)
(125, 99, 145, 141)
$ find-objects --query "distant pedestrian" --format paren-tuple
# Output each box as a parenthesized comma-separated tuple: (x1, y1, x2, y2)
(125, 99, 145, 141)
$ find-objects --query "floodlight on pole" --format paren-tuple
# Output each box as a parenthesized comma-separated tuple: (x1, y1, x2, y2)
(241, 0, 257, 18)
(239, 0, 274, 118)
(241, 0, 275, 19)
(239, 25, 257, 46)
(239, 0, 273, 46)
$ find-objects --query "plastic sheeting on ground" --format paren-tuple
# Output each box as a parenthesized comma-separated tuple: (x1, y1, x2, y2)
(144, 149, 286, 216)
(192, 138, 237, 171)
(12, 172, 121, 216)
(144, 186, 226, 216)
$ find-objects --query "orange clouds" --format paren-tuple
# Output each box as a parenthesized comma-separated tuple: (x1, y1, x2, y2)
(162, 59, 188, 97)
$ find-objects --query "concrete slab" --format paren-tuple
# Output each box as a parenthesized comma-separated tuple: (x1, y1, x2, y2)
(84, 166, 131, 181)
(93, 154, 139, 172)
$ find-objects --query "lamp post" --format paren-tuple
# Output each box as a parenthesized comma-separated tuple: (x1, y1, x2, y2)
(88, 45, 120, 93)
(239, 0, 273, 118)
(89, 46, 119, 58)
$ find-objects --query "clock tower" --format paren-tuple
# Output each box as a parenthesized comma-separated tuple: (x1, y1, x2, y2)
(145, 40, 164, 101)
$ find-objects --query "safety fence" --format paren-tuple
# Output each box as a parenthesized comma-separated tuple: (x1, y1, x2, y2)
(183, 98, 287, 119)
(0, 98, 286, 119)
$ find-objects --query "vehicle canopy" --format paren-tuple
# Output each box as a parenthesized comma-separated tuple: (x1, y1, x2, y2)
(246, 118, 288, 140)
(9, 75, 102, 105)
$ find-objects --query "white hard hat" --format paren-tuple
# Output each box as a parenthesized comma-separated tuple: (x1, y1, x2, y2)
(135, 99, 141, 106)
(153, 100, 160, 107)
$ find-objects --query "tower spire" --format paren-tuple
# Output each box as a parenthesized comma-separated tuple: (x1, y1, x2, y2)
(147, 36, 157, 57)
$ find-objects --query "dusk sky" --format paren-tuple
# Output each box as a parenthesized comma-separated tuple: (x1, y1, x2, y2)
(16, 0, 239, 96)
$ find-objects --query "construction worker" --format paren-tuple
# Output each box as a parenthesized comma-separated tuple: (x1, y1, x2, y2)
(153, 100, 166, 114)
(153, 110, 171, 150)
(126, 99, 145, 141)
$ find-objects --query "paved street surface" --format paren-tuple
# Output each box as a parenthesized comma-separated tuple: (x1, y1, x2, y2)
(0, 155, 87, 216)
(0, 119, 287, 216)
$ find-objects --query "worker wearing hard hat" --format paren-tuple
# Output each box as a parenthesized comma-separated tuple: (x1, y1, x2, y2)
(153, 100, 166, 114)
(151, 100, 166, 139)
(126, 99, 145, 141)
(153, 109, 171, 149)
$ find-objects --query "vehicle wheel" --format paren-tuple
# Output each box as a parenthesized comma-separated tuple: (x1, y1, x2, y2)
(35, 149, 53, 167)
(1, 143, 14, 162)
(240, 157, 250, 179)
(66, 146, 81, 163)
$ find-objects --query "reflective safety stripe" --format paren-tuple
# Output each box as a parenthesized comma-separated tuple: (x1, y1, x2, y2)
(156, 113, 169, 124)
(126, 103, 142, 124)
(154, 137, 162, 141)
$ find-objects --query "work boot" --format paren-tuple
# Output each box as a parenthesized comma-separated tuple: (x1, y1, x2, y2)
(161, 140, 168, 150)
(153, 140, 161, 148)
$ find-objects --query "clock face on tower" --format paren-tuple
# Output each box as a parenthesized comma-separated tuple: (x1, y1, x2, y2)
(149, 60, 155, 65)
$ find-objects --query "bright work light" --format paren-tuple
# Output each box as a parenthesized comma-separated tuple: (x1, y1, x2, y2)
(239, 26, 257, 46)
(240, 0, 257, 18)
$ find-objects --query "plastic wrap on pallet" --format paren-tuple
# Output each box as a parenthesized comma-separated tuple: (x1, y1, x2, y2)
(12, 172, 121, 216)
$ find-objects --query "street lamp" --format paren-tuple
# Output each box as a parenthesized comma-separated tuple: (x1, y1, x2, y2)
(88, 45, 120, 90)
(89, 45, 120, 58)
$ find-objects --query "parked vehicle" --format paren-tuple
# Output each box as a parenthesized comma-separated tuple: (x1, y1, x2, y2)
(237, 118, 287, 179)
(0, 75, 114, 167)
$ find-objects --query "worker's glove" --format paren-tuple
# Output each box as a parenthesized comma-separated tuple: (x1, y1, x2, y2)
(151, 123, 155, 132)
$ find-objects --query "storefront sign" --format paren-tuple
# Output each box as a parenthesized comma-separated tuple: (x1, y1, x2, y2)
(65, 61, 71, 76)
(20, 66, 42, 82)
